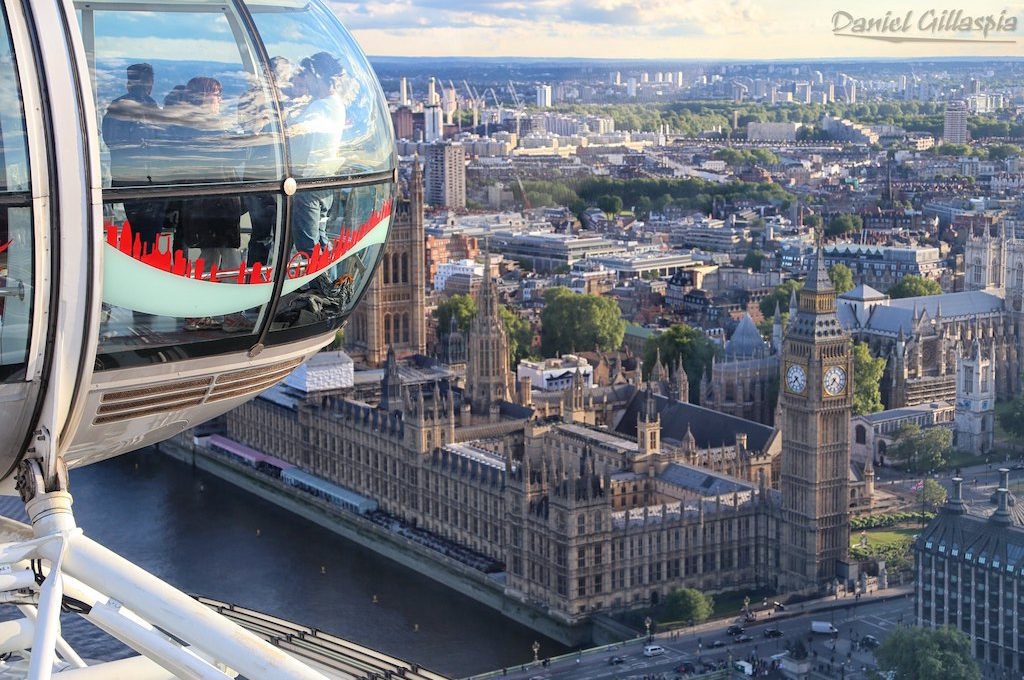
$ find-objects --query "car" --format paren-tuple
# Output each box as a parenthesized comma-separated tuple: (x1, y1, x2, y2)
(764, 628, 784, 638)
(674, 661, 697, 674)
(860, 634, 881, 650)
(607, 655, 625, 665)
(1012, 462, 1024, 471)
(727, 624, 745, 636)
(709, 639, 728, 648)
(643, 644, 666, 657)
(773, 601, 786, 611)
(736, 634, 754, 643)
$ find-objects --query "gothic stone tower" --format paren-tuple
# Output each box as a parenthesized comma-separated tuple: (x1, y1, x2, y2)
(779, 246, 853, 591)
(346, 161, 427, 366)
(466, 249, 511, 414)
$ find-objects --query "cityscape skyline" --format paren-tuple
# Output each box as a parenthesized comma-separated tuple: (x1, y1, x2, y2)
(336, 0, 1024, 60)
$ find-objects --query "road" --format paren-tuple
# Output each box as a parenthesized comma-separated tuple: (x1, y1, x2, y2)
(476, 592, 913, 680)
(875, 457, 1024, 509)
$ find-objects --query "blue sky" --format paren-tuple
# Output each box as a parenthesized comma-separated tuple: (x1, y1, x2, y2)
(329, 0, 1024, 59)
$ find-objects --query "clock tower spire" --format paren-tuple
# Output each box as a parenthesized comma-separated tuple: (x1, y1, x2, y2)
(779, 240, 853, 591)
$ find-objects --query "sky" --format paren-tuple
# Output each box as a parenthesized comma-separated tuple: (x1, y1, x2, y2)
(330, 0, 1024, 60)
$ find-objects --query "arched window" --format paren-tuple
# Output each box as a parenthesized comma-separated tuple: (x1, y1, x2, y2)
(383, 314, 391, 345)
(1016, 262, 1023, 290)
(402, 253, 410, 283)
(383, 256, 391, 284)
(391, 253, 400, 286)
(402, 313, 410, 343)
(855, 425, 866, 445)
(973, 257, 983, 285)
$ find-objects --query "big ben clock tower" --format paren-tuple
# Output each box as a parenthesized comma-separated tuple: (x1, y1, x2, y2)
(779, 244, 853, 591)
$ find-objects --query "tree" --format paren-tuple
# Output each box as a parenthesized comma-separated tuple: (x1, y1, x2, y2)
(921, 478, 947, 511)
(759, 279, 803, 319)
(998, 398, 1024, 455)
(828, 263, 854, 294)
(888, 275, 941, 299)
(876, 626, 980, 680)
(433, 294, 477, 340)
(596, 194, 623, 216)
(803, 214, 822, 229)
(852, 342, 885, 415)
(825, 214, 862, 237)
(644, 324, 719, 403)
(500, 306, 534, 366)
(742, 249, 765, 273)
(663, 588, 714, 624)
(888, 423, 953, 473)
(540, 287, 625, 357)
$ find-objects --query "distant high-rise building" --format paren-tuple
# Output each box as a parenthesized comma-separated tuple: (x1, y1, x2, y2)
(399, 76, 409, 106)
(641, 72, 649, 83)
(943, 100, 969, 145)
(676, 71, 684, 87)
(535, 84, 552, 108)
(610, 71, 620, 86)
(655, 72, 663, 83)
(424, 104, 444, 143)
(424, 141, 466, 209)
(627, 77, 637, 98)
(443, 86, 457, 124)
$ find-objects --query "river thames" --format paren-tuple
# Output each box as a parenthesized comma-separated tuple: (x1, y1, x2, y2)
(65, 448, 568, 677)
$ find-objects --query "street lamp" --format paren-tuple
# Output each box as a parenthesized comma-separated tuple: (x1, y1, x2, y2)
(645, 616, 653, 643)
(532, 641, 540, 663)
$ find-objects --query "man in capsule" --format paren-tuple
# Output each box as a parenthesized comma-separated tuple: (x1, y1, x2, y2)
(102, 63, 166, 254)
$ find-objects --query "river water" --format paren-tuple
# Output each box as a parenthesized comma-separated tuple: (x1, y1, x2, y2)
(64, 449, 568, 677)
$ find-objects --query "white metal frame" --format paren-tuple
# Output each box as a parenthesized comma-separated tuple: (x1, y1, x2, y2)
(0, 487, 330, 678)
(0, 0, 336, 674)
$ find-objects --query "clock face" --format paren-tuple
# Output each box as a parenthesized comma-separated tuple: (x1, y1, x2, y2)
(823, 366, 848, 396)
(786, 364, 807, 394)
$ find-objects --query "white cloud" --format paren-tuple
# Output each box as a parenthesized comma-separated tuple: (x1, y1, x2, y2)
(327, 0, 1024, 58)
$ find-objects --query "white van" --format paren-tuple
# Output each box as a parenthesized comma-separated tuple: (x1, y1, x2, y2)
(811, 621, 838, 635)
(643, 644, 666, 657)
(733, 660, 754, 676)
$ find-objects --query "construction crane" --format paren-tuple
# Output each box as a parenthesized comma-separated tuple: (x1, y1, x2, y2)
(507, 80, 523, 108)
(486, 87, 501, 108)
(514, 174, 531, 211)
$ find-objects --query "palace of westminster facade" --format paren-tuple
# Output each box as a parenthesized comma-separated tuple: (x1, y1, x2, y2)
(216, 169, 879, 622)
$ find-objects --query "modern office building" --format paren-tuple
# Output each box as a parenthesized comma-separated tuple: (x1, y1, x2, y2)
(424, 141, 466, 209)
(943, 100, 969, 145)
(536, 84, 552, 108)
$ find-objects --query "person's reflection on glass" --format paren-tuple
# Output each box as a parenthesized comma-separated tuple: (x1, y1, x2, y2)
(237, 81, 276, 269)
(175, 77, 250, 333)
(289, 52, 356, 297)
(102, 63, 167, 254)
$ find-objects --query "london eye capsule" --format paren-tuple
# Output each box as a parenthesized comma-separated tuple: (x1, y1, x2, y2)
(0, 0, 396, 483)
(0, 1, 396, 675)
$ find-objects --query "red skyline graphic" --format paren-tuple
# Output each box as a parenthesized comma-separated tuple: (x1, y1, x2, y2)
(104, 199, 392, 285)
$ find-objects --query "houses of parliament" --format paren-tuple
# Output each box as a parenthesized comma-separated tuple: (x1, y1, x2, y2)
(214, 164, 869, 622)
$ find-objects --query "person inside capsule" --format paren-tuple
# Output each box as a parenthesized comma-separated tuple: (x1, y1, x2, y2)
(84, 0, 394, 367)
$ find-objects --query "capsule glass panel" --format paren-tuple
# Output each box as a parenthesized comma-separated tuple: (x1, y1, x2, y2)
(271, 181, 392, 334)
(82, 0, 286, 187)
(96, 191, 283, 362)
(247, 0, 394, 177)
(0, 5, 31, 381)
